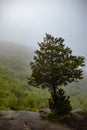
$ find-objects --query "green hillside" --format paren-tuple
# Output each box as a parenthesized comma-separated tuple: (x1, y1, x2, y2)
(65, 72, 87, 109)
(0, 42, 49, 110)
(0, 42, 87, 110)
(0, 62, 49, 110)
(0, 42, 33, 78)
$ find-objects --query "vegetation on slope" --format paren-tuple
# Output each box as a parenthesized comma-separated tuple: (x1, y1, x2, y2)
(0, 42, 50, 110)
(0, 42, 87, 111)
(0, 64, 50, 110)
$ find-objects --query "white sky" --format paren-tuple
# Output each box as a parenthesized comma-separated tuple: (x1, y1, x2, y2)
(0, 0, 87, 56)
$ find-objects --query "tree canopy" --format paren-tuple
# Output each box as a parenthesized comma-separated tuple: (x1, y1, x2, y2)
(28, 34, 85, 93)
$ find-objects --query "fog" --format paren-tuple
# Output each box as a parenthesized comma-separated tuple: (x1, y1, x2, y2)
(0, 0, 87, 56)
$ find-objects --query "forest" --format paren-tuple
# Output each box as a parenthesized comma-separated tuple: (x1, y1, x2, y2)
(0, 42, 87, 111)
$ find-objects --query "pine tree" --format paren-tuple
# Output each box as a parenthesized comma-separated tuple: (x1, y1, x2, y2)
(28, 34, 85, 116)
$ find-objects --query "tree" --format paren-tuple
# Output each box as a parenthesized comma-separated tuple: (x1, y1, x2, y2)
(28, 34, 85, 115)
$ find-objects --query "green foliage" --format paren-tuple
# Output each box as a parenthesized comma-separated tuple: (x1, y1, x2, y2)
(28, 34, 85, 89)
(49, 89, 72, 116)
(65, 75, 87, 109)
(0, 64, 49, 111)
(28, 34, 85, 116)
(47, 111, 71, 122)
(6, 94, 18, 110)
(71, 93, 87, 109)
(24, 88, 50, 111)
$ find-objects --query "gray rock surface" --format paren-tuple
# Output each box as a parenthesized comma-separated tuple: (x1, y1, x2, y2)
(0, 110, 72, 130)
(0, 109, 87, 130)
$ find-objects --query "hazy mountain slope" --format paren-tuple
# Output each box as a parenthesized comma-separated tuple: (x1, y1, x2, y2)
(0, 42, 33, 60)
(0, 42, 87, 110)
(66, 72, 87, 94)
(65, 71, 87, 109)
(0, 42, 34, 79)
(0, 64, 49, 110)
(0, 42, 49, 110)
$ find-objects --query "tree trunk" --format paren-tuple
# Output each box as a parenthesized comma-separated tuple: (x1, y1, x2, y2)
(52, 85, 57, 105)
(53, 85, 56, 96)
(49, 85, 58, 113)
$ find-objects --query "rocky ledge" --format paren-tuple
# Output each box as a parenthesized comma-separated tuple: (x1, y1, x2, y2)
(0, 109, 87, 130)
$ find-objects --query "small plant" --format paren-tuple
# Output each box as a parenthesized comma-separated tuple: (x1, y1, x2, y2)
(47, 111, 72, 122)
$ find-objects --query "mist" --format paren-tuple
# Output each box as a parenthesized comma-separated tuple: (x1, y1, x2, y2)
(0, 0, 87, 61)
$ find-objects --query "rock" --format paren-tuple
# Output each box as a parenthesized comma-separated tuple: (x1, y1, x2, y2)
(0, 110, 74, 130)
(8, 118, 32, 130)
(24, 119, 71, 130)
(39, 108, 51, 118)
(0, 110, 17, 120)
(0, 116, 9, 130)
(72, 109, 87, 119)
(65, 109, 87, 130)
(17, 111, 41, 120)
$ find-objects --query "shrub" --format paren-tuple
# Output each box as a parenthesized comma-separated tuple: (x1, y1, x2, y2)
(49, 89, 72, 116)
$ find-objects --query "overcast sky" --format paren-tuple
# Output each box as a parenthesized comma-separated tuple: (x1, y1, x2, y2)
(0, 0, 87, 56)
